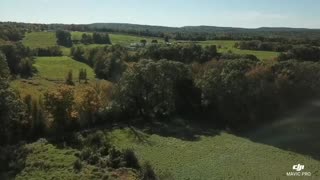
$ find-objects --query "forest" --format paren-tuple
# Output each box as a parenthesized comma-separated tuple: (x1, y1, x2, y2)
(1, 21, 320, 179)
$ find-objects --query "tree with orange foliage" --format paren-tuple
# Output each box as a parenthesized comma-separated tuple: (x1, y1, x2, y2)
(75, 86, 100, 126)
(44, 85, 77, 132)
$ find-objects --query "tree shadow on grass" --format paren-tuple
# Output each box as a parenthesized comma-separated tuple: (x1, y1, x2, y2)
(239, 100, 320, 161)
(129, 117, 221, 142)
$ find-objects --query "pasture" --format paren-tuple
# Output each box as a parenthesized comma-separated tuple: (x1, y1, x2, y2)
(196, 40, 279, 60)
(71, 31, 93, 41)
(23, 32, 57, 48)
(109, 33, 164, 45)
(11, 56, 96, 98)
(33, 56, 95, 80)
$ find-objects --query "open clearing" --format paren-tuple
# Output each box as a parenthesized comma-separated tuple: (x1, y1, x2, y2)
(23, 32, 57, 48)
(109, 128, 320, 180)
(23, 32, 71, 56)
(33, 56, 95, 80)
(109, 33, 164, 45)
(196, 40, 279, 60)
(72, 31, 163, 45)
(11, 56, 96, 98)
(71, 31, 92, 41)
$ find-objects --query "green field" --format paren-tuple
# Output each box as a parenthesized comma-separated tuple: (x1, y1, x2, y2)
(195, 40, 279, 60)
(22, 32, 71, 56)
(11, 56, 95, 98)
(33, 56, 95, 80)
(109, 128, 320, 180)
(74, 44, 108, 49)
(71, 31, 93, 41)
(73, 31, 164, 45)
(109, 33, 164, 45)
(23, 31, 278, 60)
(23, 32, 57, 48)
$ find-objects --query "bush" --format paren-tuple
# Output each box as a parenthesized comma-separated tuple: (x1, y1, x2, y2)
(36, 46, 62, 56)
(123, 149, 140, 169)
(84, 131, 106, 148)
(80, 147, 92, 161)
(93, 32, 111, 44)
(65, 70, 74, 85)
(107, 147, 124, 169)
(56, 30, 72, 47)
(73, 159, 82, 172)
(18, 57, 34, 78)
(141, 162, 157, 180)
(219, 53, 258, 61)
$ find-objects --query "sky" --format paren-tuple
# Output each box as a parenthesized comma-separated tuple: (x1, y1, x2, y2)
(0, 0, 320, 28)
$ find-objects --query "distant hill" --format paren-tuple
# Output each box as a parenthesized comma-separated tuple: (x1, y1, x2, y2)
(2, 21, 320, 40)
(87, 23, 320, 40)
(89, 23, 320, 33)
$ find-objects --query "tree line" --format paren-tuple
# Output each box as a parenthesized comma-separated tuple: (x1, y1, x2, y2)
(4, 22, 320, 43)
(0, 43, 34, 78)
(3, 41, 320, 145)
(71, 43, 219, 82)
(236, 40, 293, 52)
(79, 32, 111, 45)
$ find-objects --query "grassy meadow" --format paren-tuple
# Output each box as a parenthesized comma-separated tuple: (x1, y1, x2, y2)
(109, 33, 164, 45)
(109, 128, 320, 180)
(23, 32, 57, 48)
(33, 56, 95, 80)
(72, 31, 164, 45)
(71, 31, 92, 41)
(23, 32, 71, 56)
(11, 56, 96, 98)
(195, 40, 279, 60)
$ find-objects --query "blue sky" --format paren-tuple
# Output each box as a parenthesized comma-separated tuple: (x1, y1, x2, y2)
(0, 0, 319, 28)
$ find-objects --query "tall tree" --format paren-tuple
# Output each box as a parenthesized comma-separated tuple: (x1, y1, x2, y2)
(0, 52, 27, 144)
(93, 32, 111, 44)
(44, 85, 76, 133)
(114, 59, 195, 119)
(56, 30, 73, 47)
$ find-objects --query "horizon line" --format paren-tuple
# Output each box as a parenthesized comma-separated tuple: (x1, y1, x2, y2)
(1, 21, 319, 30)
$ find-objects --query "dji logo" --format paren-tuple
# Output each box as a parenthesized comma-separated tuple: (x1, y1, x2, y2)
(287, 164, 311, 176)
(293, 164, 304, 172)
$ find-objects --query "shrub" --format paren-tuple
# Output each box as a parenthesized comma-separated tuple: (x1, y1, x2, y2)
(123, 149, 140, 169)
(65, 70, 74, 85)
(73, 159, 82, 172)
(36, 46, 62, 56)
(141, 162, 157, 180)
(18, 57, 34, 78)
(108, 147, 124, 169)
(84, 131, 106, 148)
